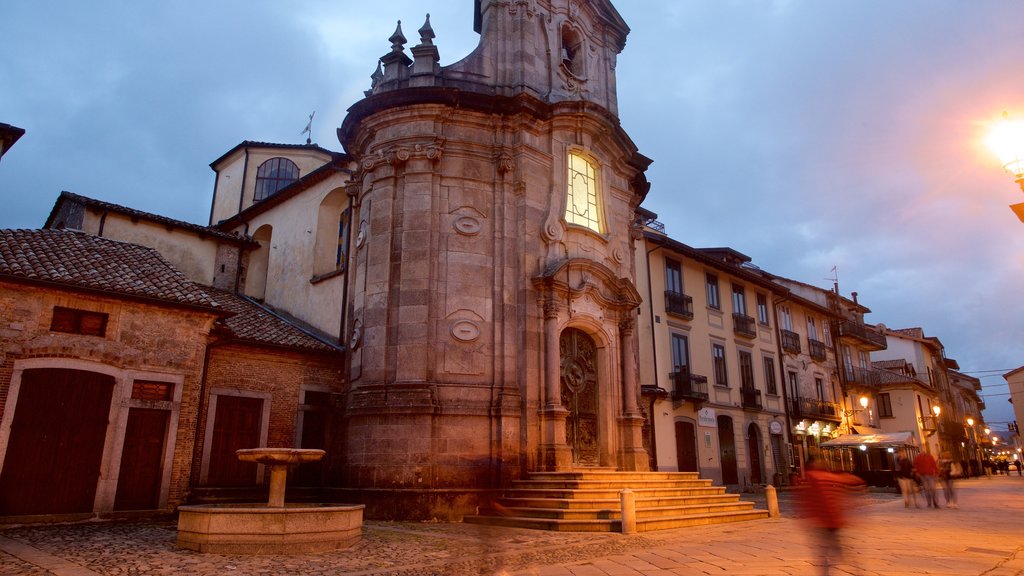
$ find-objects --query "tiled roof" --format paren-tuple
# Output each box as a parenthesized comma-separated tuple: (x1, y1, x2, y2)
(873, 359, 907, 370)
(0, 229, 220, 309)
(890, 327, 925, 339)
(874, 367, 924, 386)
(45, 191, 251, 244)
(209, 140, 341, 169)
(207, 288, 342, 353)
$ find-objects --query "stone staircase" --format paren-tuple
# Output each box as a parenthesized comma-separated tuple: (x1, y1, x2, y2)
(463, 470, 768, 532)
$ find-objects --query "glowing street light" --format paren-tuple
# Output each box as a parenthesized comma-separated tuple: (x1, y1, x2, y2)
(985, 111, 1024, 222)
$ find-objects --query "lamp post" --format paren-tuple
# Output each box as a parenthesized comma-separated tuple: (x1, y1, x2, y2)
(966, 417, 983, 476)
(985, 111, 1024, 222)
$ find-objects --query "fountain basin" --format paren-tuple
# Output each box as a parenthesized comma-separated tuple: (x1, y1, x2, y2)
(176, 502, 364, 554)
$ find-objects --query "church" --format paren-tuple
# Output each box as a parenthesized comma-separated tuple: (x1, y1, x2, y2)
(0, 0, 659, 521)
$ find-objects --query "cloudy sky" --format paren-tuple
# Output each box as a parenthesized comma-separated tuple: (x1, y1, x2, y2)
(1, 1, 1021, 430)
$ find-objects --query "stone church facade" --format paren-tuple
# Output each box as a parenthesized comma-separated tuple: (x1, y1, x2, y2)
(332, 0, 652, 516)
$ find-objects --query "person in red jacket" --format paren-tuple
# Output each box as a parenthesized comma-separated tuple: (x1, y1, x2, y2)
(798, 457, 866, 575)
(913, 449, 940, 508)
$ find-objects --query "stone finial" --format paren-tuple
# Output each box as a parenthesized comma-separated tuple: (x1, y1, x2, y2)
(389, 20, 407, 53)
(418, 14, 435, 46)
(365, 60, 383, 95)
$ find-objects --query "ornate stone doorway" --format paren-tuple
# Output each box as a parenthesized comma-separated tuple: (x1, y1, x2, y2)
(560, 328, 599, 466)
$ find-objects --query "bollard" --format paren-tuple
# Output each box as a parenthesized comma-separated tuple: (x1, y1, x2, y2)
(764, 484, 780, 518)
(620, 488, 637, 534)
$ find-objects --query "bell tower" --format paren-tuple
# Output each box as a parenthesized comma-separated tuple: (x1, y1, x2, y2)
(336, 0, 651, 520)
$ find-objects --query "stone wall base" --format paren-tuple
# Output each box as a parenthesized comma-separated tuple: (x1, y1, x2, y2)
(321, 488, 500, 522)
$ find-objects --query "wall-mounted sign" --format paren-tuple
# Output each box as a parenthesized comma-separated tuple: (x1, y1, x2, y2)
(769, 420, 783, 435)
(698, 407, 716, 428)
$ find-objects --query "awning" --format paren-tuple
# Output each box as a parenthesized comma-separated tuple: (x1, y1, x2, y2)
(819, 431, 917, 448)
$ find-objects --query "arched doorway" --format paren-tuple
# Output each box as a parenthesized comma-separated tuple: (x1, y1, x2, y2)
(717, 415, 738, 484)
(0, 368, 114, 515)
(560, 328, 599, 466)
(747, 423, 763, 485)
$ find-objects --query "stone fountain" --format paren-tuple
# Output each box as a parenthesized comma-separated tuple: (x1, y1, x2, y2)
(176, 448, 364, 554)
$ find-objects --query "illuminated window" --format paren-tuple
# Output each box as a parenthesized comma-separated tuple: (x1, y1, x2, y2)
(565, 153, 601, 232)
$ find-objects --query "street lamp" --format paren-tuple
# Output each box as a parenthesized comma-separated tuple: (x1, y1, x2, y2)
(985, 111, 1024, 222)
(920, 405, 941, 437)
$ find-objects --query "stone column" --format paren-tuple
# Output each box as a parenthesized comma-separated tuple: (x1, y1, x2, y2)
(540, 297, 572, 470)
(618, 315, 650, 471)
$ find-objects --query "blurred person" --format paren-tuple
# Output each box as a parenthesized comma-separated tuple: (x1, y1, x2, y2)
(937, 451, 960, 509)
(895, 455, 919, 508)
(913, 449, 940, 509)
(1015, 458, 1022, 476)
(797, 457, 866, 575)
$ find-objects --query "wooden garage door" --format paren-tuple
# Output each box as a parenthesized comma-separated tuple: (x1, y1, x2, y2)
(0, 368, 114, 515)
(206, 395, 262, 486)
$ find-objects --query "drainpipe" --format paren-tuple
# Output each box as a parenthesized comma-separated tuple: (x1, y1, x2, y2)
(234, 222, 250, 294)
(188, 337, 228, 496)
(771, 292, 796, 481)
(339, 190, 354, 344)
(643, 237, 663, 468)
(97, 211, 108, 237)
(237, 148, 250, 215)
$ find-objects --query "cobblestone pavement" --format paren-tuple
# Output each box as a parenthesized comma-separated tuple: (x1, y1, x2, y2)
(0, 476, 1021, 576)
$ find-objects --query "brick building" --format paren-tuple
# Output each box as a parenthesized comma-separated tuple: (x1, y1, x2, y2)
(0, 229, 342, 519)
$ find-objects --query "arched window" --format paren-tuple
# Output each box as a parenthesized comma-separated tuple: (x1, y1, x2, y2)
(254, 157, 299, 201)
(565, 152, 602, 233)
(313, 188, 349, 277)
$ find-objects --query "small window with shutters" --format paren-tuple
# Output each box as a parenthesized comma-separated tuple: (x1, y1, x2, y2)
(50, 306, 108, 337)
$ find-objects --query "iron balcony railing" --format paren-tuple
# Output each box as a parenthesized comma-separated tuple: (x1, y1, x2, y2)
(844, 366, 881, 388)
(808, 338, 827, 361)
(790, 397, 842, 421)
(836, 319, 887, 350)
(733, 313, 757, 339)
(664, 290, 694, 320)
(740, 387, 763, 410)
(669, 371, 709, 403)
(781, 329, 801, 353)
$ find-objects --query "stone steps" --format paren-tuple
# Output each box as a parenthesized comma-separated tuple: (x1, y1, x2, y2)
(463, 470, 768, 532)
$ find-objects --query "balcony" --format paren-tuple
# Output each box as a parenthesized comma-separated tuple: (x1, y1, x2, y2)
(836, 319, 887, 351)
(807, 338, 827, 361)
(664, 290, 694, 320)
(790, 397, 842, 421)
(781, 329, 801, 353)
(844, 366, 881, 388)
(669, 371, 709, 403)
(732, 313, 757, 339)
(740, 387, 763, 410)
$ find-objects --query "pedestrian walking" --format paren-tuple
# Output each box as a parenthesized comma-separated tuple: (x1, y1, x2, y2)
(797, 457, 866, 575)
(1015, 458, 1022, 477)
(914, 449, 940, 509)
(937, 451, 960, 509)
(896, 455, 919, 508)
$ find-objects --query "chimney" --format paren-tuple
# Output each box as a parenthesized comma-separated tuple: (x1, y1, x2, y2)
(851, 291, 859, 305)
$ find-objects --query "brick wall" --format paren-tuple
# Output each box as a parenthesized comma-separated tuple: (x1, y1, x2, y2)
(0, 280, 217, 513)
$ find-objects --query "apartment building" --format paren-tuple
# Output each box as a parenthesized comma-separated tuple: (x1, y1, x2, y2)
(871, 327, 952, 456)
(636, 218, 787, 489)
